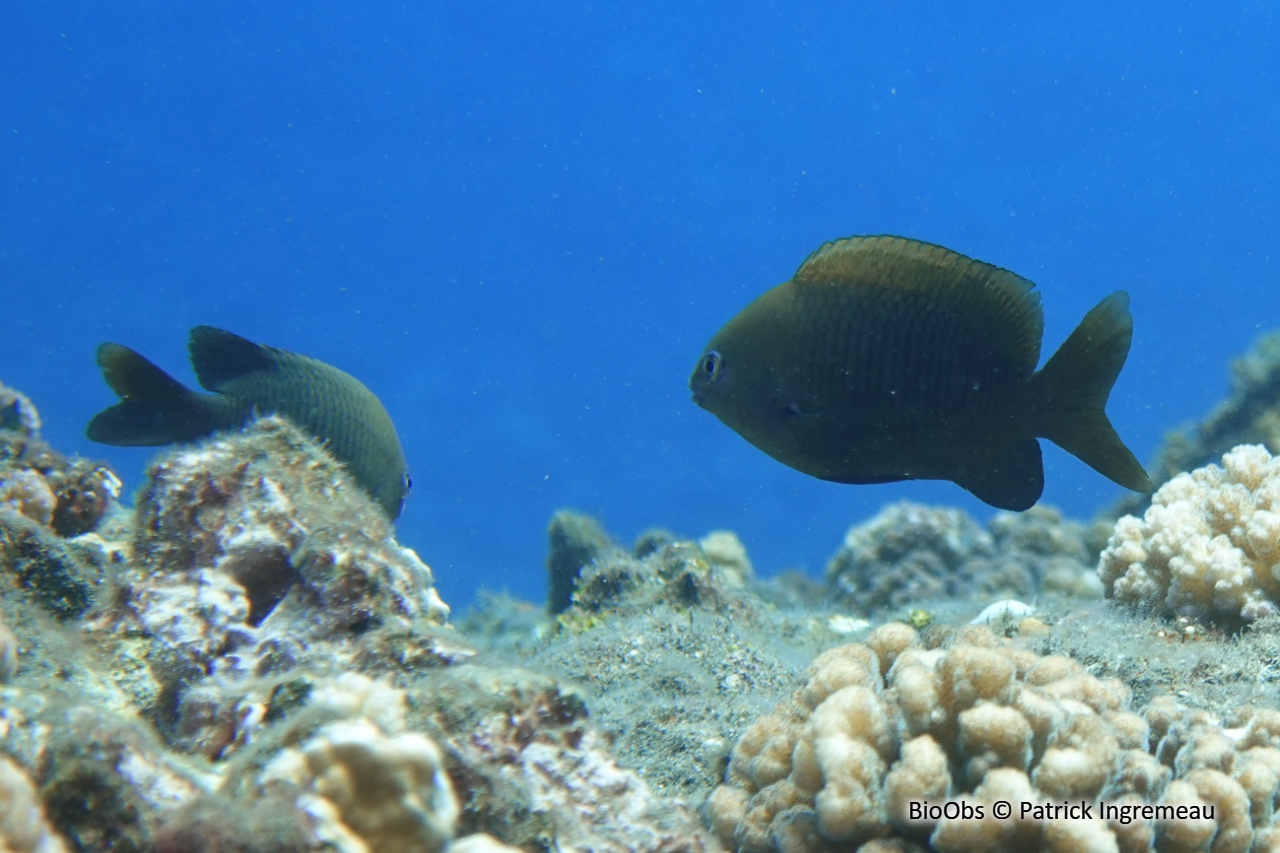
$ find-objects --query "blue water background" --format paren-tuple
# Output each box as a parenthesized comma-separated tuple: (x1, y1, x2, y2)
(3, 3, 1276, 608)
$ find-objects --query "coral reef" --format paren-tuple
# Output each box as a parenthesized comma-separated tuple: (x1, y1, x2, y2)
(561, 525, 755, 618)
(1100, 443, 1280, 630)
(74, 416, 456, 760)
(707, 622, 1280, 852)
(13, 362, 1280, 852)
(1, 389, 725, 852)
(0, 385, 121, 539)
(825, 503, 1098, 614)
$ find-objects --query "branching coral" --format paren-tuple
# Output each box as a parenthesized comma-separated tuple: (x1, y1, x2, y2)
(1099, 444, 1280, 628)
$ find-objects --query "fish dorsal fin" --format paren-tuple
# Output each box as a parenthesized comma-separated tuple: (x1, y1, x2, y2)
(793, 235, 1045, 372)
(189, 326, 280, 392)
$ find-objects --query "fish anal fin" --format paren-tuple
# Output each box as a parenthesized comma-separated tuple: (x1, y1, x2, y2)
(189, 326, 277, 392)
(953, 438, 1045, 511)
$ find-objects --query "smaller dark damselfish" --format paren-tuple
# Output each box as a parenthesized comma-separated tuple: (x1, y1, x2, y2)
(689, 235, 1153, 510)
(87, 326, 410, 519)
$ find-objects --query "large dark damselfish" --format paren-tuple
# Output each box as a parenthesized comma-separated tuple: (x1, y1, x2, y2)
(87, 326, 410, 519)
(689, 235, 1153, 510)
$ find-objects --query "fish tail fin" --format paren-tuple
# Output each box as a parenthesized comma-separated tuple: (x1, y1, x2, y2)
(1031, 291, 1153, 494)
(87, 343, 219, 445)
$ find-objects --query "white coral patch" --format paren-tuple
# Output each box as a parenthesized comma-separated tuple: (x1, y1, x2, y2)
(1099, 445, 1280, 627)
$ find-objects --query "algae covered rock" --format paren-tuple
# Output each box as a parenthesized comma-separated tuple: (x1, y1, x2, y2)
(78, 416, 459, 763)
(825, 501, 1099, 615)
(1, 383, 121, 538)
(0, 511, 99, 620)
(546, 509, 620, 615)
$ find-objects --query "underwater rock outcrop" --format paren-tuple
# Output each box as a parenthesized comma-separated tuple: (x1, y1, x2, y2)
(553, 520, 754, 619)
(0, 381, 121, 538)
(1, 383, 726, 852)
(825, 502, 1099, 614)
(75, 416, 454, 762)
(1152, 329, 1280, 485)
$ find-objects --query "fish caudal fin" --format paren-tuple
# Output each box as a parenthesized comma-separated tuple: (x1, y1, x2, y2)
(1031, 292, 1153, 494)
(87, 343, 221, 446)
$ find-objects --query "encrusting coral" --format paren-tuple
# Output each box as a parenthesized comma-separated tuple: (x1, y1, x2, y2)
(1100, 444, 1280, 629)
(707, 622, 1280, 852)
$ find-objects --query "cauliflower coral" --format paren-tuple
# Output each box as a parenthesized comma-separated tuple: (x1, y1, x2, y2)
(1099, 444, 1280, 628)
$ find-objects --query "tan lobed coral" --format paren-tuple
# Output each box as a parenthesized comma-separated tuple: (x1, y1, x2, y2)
(706, 622, 1280, 852)
(253, 677, 459, 853)
(1099, 444, 1280, 629)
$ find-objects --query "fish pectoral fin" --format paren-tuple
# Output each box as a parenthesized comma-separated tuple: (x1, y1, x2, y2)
(953, 438, 1044, 511)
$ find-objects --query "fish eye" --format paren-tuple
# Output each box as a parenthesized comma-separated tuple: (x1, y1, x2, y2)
(403, 473, 412, 494)
(701, 350, 723, 383)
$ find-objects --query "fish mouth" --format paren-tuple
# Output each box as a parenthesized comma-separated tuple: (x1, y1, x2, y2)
(690, 387, 706, 408)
